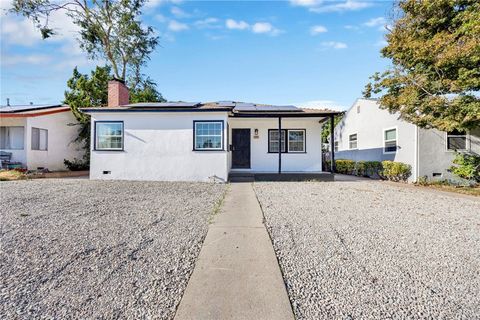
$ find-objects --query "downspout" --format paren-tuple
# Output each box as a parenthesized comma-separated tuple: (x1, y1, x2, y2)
(278, 116, 282, 174)
(330, 115, 336, 173)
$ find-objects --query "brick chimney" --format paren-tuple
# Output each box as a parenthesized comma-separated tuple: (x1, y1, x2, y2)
(108, 79, 129, 107)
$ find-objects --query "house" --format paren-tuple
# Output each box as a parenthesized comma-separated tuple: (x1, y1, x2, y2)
(334, 98, 480, 182)
(0, 104, 83, 170)
(81, 79, 341, 182)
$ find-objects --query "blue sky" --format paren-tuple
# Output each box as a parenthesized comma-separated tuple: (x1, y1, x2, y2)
(0, 0, 393, 110)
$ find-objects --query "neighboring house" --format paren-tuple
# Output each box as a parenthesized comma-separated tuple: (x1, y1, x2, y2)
(334, 98, 480, 182)
(82, 80, 341, 182)
(0, 104, 83, 170)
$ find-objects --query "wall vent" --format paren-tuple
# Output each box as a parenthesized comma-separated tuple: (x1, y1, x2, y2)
(103, 171, 111, 175)
(432, 172, 442, 177)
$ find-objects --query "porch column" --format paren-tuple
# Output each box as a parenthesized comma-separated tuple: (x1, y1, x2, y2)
(278, 116, 282, 174)
(330, 115, 336, 173)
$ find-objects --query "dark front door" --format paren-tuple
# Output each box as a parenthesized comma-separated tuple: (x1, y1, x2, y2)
(232, 129, 251, 169)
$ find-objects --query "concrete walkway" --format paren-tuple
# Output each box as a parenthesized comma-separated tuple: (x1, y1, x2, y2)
(174, 183, 294, 320)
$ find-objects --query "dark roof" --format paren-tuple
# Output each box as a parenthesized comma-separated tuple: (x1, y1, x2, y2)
(81, 101, 342, 117)
(0, 104, 65, 114)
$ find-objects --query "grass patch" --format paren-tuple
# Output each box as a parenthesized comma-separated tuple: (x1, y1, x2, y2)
(208, 184, 229, 224)
(0, 170, 27, 181)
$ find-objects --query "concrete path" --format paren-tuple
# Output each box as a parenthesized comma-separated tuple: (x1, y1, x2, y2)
(174, 183, 294, 320)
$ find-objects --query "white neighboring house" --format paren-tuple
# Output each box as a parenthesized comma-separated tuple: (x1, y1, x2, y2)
(334, 98, 480, 182)
(0, 104, 83, 170)
(82, 80, 341, 182)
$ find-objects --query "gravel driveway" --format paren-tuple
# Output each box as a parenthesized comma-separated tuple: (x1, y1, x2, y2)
(254, 180, 480, 319)
(1, 179, 225, 319)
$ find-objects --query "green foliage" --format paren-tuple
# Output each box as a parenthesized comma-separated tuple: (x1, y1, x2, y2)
(11, 0, 158, 81)
(129, 77, 166, 103)
(321, 114, 343, 145)
(449, 152, 480, 182)
(380, 161, 412, 182)
(64, 158, 90, 171)
(364, 0, 480, 131)
(335, 159, 356, 174)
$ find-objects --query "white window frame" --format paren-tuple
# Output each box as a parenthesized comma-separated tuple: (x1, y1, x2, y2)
(287, 129, 306, 153)
(31, 127, 48, 151)
(445, 130, 469, 152)
(334, 141, 339, 152)
(95, 121, 124, 151)
(193, 121, 224, 151)
(383, 127, 398, 154)
(349, 133, 358, 150)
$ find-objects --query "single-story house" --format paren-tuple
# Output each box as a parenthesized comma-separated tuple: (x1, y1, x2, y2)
(81, 79, 341, 182)
(0, 104, 83, 170)
(334, 98, 480, 182)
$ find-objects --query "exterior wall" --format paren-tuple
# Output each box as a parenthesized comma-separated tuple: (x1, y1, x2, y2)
(228, 117, 323, 172)
(0, 117, 27, 165)
(418, 127, 480, 181)
(90, 112, 229, 182)
(26, 111, 83, 170)
(334, 99, 417, 181)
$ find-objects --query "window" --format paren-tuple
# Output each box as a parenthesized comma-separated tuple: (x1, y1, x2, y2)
(0, 126, 24, 150)
(334, 141, 339, 152)
(32, 128, 48, 151)
(384, 128, 397, 153)
(446, 129, 467, 150)
(268, 129, 306, 153)
(95, 122, 123, 150)
(288, 130, 305, 152)
(194, 121, 223, 150)
(349, 134, 357, 149)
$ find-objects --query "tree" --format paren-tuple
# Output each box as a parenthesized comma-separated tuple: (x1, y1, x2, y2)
(321, 115, 343, 147)
(364, 0, 480, 132)
(11, 0, 158, 81)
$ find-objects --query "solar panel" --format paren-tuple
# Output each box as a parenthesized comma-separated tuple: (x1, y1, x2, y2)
(216, 101, 236, 107)
(234, 104, 300, 112)
(128, 102, 200, 108)
(234, 103, 257, 111)
(254, 105, 299, 112)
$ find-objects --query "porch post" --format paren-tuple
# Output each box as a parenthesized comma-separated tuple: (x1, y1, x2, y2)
(278, 116, 282, 174)
(330, 115, 336, 173)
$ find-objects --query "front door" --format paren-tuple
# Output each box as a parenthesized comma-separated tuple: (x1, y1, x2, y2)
(232, 129, 251, 169)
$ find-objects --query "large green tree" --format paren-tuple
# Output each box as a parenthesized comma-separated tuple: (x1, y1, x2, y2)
(364, 0, 480, 131)
(11, 0, 158, 82)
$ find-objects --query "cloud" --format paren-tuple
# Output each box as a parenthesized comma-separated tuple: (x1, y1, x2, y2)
(168, 20, 189, 32)
(293, 100, 347, 111)
(321, 41, 348, 49)
(226, 19, 249, 30)
(252, 22, 281, 35)
(289, 0, 322, 7)
(310, 1, 373, 13)
(364, 17, 386, 27)
(310, 25, 328, 35)
(1, 54, 52, 66)
(194, 18, 221, 29)
(170, 6, 190, 18)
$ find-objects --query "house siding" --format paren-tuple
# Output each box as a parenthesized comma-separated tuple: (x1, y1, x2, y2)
(90, 112, 229, 182)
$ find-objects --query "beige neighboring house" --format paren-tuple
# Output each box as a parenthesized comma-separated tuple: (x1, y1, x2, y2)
(0, 104, 84, 170)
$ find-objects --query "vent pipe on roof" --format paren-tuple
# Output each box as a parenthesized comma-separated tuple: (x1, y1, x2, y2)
(6, 98, 10, 106)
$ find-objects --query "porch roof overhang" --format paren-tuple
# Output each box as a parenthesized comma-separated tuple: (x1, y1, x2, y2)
(229, 111, 342, 118)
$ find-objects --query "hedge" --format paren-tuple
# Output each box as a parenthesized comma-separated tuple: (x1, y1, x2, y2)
(334, 159, 411, 182)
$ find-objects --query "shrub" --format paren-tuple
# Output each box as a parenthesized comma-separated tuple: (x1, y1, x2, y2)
(365, 161, 383, 177)
(355, 161, 367, 176)
(64, 158, 89, 171)
(335, 159, 355, 174)
(381, 160, 411, 182)
(449, 152, 480, 183)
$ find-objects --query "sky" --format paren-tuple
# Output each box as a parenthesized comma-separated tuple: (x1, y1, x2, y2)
(0, 0, 394, 111)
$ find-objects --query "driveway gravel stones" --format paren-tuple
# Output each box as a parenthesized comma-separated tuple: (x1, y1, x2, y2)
(0, 179, 225, 319)
(254, 180, 480, 319)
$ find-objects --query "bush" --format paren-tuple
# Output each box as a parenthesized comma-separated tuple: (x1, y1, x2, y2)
(64, 158, 89, 171)
(365, 161, 383, 177)
(449, 152, 480, 183)
(355, 161, 367, 176)
(380, 160, 411, 182)
(335, 159, 355, 174)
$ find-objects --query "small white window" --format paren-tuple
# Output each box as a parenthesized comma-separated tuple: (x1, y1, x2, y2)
(334, 141, 339, 152)
(349, 134, 357, 149)
(32, 127, 48, 151)
(269, 130, 286, 153)
(0, 126, 24, 150)
(95, 122, 124, 150)
(384, 128, 397, 153)
(194, 121, 223, 150)
(288, 130, 305, 153)
(446, 129, 467, 150)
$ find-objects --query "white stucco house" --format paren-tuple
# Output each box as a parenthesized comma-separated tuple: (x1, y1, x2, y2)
(0, 104, 83, 170)
(334, 98, 480, 182)
(82, 80, 341, 182)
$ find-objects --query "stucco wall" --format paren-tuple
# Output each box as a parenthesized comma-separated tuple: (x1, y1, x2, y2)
(418, 127, 480, 181)
(228, 117, 323, 172)
(90, 112, 229, 182)
(0, 117, 27, 165)
(25, 111, 83, 170)
(334, 99, 417, 181)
